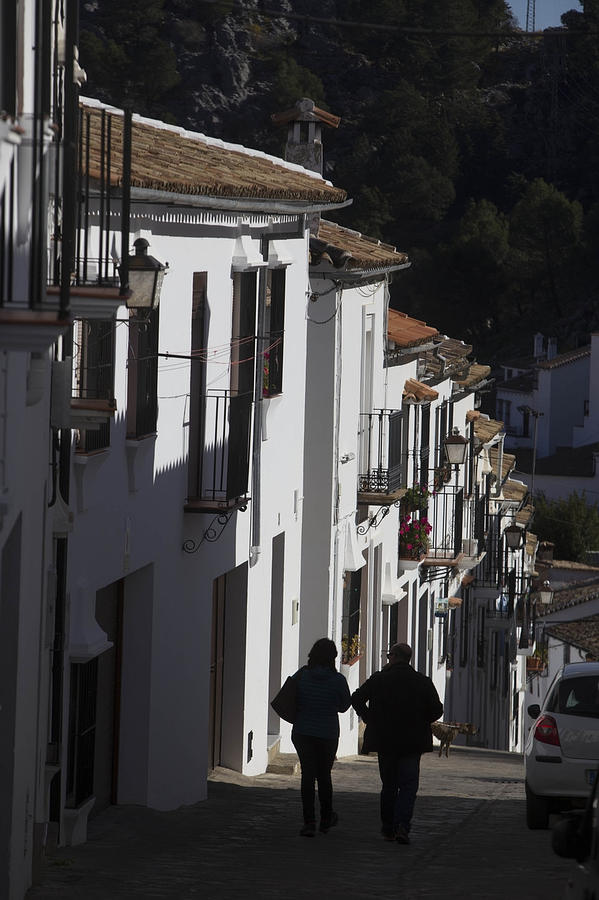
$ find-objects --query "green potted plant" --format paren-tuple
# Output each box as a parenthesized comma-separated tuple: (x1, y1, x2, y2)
(402, 483, 433, 512)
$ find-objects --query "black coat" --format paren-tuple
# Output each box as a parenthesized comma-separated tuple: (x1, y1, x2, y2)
(351, 661, 443, 756)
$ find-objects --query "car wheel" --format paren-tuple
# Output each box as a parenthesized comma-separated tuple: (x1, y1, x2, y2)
(526, 782, 550, 830)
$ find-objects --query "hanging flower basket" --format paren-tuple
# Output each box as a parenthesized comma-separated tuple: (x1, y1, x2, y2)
(399, 514, 432, 566)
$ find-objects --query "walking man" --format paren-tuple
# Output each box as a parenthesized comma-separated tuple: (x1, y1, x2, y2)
(351, 643, 443, 844)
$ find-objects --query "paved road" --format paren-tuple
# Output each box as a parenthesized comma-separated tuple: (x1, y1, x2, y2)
(28, 746, 575, 900)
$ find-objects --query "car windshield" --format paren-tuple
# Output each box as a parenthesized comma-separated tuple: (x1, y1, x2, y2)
(549, 675, 599, 719)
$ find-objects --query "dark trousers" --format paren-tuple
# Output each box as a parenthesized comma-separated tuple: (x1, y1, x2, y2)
(377, 752, 421, 832)
(292, 732, 338, 824)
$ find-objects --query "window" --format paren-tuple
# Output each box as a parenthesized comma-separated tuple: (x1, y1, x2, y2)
(341, 570, 362, 662)
(419, 404, 430, 478)
(263, 268, 285, 397)
(435, 401, 448, 468)
(490, 631, 499, 690)
(231, 272, 257, 396)
(127, 308, 159, 438)
(1, 3, 17, 117)
(73, 319, 115, 451)
(476, 606, 486, 668)
(66, 658, 98, 807)
(459, 592, 469, 667)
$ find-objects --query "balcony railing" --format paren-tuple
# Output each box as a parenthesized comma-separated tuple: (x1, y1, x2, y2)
(188, 391, 252, 507)
(424, 484, 464, 560)
(358, 409, 405, 495)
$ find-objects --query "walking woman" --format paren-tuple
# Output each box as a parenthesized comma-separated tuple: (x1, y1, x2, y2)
(292, 638, 351, 837)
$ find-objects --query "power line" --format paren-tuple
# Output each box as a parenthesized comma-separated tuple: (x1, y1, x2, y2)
(251, 5, 599, 40)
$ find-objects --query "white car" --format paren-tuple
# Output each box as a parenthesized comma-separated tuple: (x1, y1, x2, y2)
(552, 763, 599, 899)
(525, 662, 599, 829)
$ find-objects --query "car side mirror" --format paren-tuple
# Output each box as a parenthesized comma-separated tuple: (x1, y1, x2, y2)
(527, 703, 541, 718)
(552, 816, 591, 863)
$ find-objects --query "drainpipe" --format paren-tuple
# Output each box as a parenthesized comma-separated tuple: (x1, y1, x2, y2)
(249, 239, 269, 567)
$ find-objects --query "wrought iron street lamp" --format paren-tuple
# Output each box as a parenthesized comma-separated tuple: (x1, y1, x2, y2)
(444, 427, 468, 467)
(121, 238, 167, 310)
(504, 523, 525, 550)
(537, 580, 553, 605)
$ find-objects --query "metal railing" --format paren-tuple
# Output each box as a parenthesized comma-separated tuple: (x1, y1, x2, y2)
(424, 484, 464, 559)
(188, 391, 252, 504)
(48, 104, 132, 304)
(358, 409, 405, 494)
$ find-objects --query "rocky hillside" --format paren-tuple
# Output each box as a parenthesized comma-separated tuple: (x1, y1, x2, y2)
(80, 0, 599, 363)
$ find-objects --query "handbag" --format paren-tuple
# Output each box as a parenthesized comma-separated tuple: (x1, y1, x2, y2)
(271, 668, 304, 723)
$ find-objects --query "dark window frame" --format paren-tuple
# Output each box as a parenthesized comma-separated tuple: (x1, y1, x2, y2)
(74, 318, 116, 452)
(127, 308, 159, 439)
(342, 570, 362, 663)
(263, 267, 285, 398)
(66, 658, 98, 807)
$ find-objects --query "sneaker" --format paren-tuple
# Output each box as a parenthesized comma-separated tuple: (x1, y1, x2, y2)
(300, 822, 316, 837)
(395, 824, 410, 845)
(319, 812, 338, 833)
(381, 827, 395, 842)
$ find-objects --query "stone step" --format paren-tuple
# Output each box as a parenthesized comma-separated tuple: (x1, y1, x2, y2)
(266, 752, 300, 775)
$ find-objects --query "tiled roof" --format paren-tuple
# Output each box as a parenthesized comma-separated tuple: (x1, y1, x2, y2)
(536, 346, 590, 370)
(503, 479, 528, 503)
(489, 446, 515, 483)
(403, 378, 439, 402)
(387, 310, 439, 348)
(438, 338, 472, 359)
(526, 531, 538, 555)
(453, 363, 492, 390)
(518, 505, 535, 529)
(80, 99, 347, 205)
(314, 220, 409, 271)
(538, 578, 599, 616)
(545, 614, 599, 657)
(473, 415, 504, 445)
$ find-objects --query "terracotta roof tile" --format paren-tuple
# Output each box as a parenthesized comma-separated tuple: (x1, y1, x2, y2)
(545, 614, 599, 657)
(518, 505, 535, 529)
(526, 531, 538, 555)
(473, 416, 504, 444)
(453, 363, 492, 390)
(80, 100, 347, 205)
(388, 310, 439, 348)
(403, 378, 439, 402)
(271, 102, 341, 129)
(489, 446, 515, 483)
(314, 220, 409, 271)
(503, 480, 528, 503)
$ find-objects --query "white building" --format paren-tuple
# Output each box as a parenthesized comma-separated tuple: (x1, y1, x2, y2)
(496, 332, 595, 501)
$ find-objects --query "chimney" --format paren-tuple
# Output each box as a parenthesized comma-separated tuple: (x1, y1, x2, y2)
(272, 98, 341, 234)
(533, 332, 544, 359)
(547, 337, 557, 361)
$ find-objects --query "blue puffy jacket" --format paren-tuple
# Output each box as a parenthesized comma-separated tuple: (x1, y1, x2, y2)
(292, 665, 351, 740)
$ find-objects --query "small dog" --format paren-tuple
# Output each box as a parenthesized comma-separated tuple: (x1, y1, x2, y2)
(431, 721, 478, 757)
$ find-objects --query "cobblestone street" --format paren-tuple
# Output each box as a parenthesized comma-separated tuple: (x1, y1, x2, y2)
(27, 747, 574, 900)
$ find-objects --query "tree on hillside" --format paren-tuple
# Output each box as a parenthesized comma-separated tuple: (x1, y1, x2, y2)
(509, 178, 583, 319)
(532, 492, 599, 562)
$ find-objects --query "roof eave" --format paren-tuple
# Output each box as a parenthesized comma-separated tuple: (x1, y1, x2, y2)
(130, 186, 353, 215)
(310, 261, 411, 284)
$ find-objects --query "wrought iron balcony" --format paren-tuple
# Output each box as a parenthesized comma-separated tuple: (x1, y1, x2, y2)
(186, 391, 252, 511)
(358, 409, 405, 496)
(422, 484, 464, 562)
